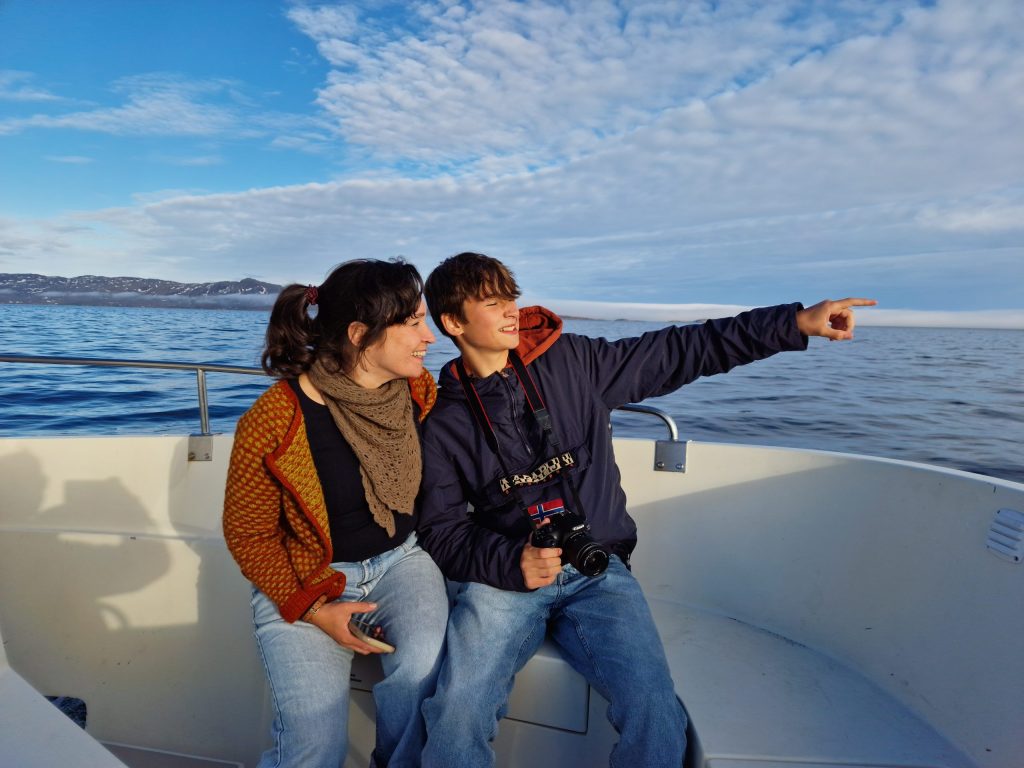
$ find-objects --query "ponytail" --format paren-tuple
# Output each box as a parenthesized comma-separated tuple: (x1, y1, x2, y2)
(261, 284, 317, 378)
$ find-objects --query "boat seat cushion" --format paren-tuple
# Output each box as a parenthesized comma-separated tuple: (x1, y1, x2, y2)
(647, 598, 971, 768)
(354, 597, 970, 767)
(351, 636, 591, 732)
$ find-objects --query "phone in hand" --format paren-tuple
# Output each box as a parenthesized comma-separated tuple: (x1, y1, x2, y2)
(349, 618, 395, 653)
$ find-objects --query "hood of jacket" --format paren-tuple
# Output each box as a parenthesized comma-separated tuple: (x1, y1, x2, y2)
(516, 305, 562, 364)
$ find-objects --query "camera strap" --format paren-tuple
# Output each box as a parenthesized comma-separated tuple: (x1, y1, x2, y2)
(455, 351, 588, 525)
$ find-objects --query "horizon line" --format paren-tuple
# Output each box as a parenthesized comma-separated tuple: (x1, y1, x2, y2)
(531, 298, 1024, 331)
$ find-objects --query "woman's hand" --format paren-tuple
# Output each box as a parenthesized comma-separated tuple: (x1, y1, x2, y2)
(308, 600, 387, 654)
(796, 298, 877, 340)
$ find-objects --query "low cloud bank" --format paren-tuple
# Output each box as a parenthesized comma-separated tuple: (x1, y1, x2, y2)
(0, 289, 275, 310)
(534, 298, 1024, 330)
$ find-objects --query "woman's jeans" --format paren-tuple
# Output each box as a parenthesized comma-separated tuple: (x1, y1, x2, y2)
(421, 556, 687, 768)
(251, 532, 448, 768)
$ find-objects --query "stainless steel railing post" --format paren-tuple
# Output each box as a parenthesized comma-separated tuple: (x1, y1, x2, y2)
(196, 368, 211, 436)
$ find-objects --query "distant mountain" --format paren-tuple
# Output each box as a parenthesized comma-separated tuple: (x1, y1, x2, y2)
(0, 273, 283, 310)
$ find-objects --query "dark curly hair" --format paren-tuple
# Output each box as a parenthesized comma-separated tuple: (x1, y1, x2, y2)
(261, 258, 424, 378)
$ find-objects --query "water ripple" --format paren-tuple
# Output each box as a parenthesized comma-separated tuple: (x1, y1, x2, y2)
(2, 305, 1022, 484)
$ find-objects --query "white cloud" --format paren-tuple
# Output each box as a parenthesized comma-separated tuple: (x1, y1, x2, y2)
(275, 1, 1024, 298)
(44, 155, 94, 164)
(286, 4, 360, 43)
(2, 1, 1022, 314)
(857, 308, 1024, 329)
(151, 154, 226, 167)
(0, 70, 61, 102)
(15, 158, 1016, 307)
(0, 74, 239, 137)
(282, 0, 1022, 198)
(532, 299, 755, 323)
(0, 72, 327, 147)
(916, 195, 1024, 234)
(294, 0, 912, 165)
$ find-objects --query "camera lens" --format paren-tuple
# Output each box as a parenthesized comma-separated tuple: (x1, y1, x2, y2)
(567, 538, 609, 577)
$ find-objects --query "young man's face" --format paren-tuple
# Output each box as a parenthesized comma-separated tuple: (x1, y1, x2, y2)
(445, 294, 520, 355)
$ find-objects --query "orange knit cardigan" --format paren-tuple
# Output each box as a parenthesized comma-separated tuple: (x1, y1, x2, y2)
(222, 372, 437, 623)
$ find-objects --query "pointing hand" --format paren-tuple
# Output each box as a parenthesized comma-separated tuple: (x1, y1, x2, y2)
(796, 297, 877, 341)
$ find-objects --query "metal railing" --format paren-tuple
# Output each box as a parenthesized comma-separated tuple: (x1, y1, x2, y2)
(616, 403, 679, 442)
(1, 353, 265, 436)
(1, 353, 685, 469)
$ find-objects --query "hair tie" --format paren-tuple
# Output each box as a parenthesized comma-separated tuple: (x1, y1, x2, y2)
(305, 284, 319, 306)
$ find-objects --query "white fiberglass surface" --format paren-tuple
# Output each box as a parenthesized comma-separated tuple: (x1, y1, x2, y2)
(0, 436, 1021, 767)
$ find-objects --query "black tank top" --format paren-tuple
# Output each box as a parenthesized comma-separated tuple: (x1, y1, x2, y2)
(288, 378, 414, 562)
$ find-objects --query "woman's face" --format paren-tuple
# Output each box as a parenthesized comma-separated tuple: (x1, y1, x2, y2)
(354, 299, 436, 388)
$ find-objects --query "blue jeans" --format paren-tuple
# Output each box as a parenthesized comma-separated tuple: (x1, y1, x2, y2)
(421, 556, 686, 767)
(251, 532, 448, 768)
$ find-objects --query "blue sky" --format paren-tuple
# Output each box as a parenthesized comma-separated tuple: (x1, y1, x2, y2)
(1, 0, 1022, 323)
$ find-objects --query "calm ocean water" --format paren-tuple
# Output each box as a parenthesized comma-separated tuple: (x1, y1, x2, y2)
(1, 304, 1022, 483)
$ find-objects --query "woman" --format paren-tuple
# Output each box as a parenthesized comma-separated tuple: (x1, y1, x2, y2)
(223, 258, 448, 768)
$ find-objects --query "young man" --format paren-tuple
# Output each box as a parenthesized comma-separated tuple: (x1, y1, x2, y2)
(417, 251, 875, 767)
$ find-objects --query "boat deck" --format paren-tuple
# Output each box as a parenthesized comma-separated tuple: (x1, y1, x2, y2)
(347, 596, 971, 768)
(0, 590, 970, 768)
(1, 433, 1021, 767)
(649, 598, 970, 768)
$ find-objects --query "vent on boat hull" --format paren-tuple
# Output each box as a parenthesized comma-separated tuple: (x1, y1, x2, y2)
(987, 508, 1024, 563)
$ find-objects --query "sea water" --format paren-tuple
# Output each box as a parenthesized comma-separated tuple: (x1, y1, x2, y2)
(1, 304, 1021, 483)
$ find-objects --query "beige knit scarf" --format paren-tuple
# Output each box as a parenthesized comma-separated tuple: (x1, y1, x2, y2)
(307, 359, 421, 536)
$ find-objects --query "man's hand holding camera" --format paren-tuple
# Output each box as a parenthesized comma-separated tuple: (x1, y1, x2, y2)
(521, 519, 562, 589)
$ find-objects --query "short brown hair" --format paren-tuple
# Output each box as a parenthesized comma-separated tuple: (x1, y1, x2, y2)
(424, 252, 521, 338)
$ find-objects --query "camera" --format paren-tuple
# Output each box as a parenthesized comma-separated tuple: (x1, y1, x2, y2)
(531, 509, 609, 577)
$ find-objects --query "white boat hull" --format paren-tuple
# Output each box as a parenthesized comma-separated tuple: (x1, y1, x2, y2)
(0, 435, 1021, 767)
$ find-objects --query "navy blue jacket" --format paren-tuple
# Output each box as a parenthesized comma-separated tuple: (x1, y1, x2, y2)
(418, 304, 807, 591)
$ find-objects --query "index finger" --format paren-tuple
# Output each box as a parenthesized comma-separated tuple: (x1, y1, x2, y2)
(345, 601, 378, 614)
(833, 297, 877, 308)
(525, 541, 562, 559)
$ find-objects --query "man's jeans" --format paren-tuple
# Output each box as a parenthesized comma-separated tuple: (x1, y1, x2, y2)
(251, 532, 448, 768)
(422, 556, 687, 768)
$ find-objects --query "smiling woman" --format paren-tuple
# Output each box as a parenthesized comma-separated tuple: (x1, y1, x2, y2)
(351, 299, 436, 387)
(222, 257, 448, 768)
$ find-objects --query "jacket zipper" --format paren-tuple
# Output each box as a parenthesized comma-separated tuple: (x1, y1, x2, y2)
(501, 371, 534, 460)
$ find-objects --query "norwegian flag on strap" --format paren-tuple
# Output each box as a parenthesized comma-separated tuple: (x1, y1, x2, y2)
(527, 498, 565, 522)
